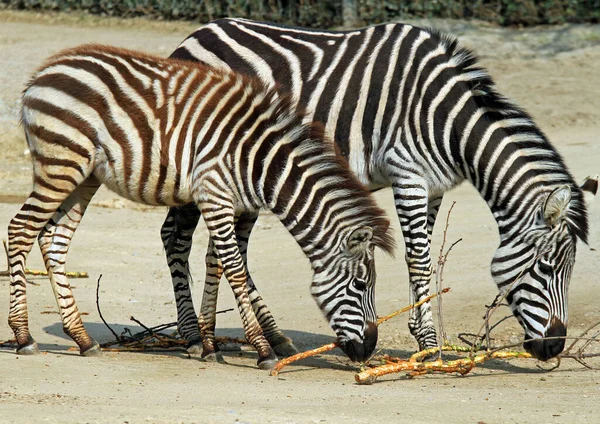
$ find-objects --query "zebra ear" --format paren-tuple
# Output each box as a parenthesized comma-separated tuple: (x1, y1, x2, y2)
(347, 227, 374, 254)
(543, 185, 571, 227)
(580, 175, 599, 206)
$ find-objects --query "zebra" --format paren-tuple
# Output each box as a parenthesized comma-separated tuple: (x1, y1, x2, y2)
(161, 18, 598, 361)
(6, 44, 395, 368)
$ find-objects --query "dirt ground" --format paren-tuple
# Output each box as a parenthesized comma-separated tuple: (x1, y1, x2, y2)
(1, 10, 600, 424)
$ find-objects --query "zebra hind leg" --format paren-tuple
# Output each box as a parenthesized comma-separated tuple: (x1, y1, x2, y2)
(160, 204, 203, 354)
(198, 193, 277, 370)
(236, 213, 298, 357)
(37, 176, 102, 356)
(7, 156, 94, 354)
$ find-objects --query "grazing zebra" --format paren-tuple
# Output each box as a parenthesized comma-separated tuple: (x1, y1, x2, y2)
(162, 18, 597, 361)
(7, 44, 395, 368)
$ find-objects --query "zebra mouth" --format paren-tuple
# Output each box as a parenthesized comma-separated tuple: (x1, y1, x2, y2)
(523, 319, 567, 361)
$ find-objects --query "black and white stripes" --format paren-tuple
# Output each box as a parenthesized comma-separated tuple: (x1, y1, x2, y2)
(163, 18, 596, 360)
(7, 44, 394, 366)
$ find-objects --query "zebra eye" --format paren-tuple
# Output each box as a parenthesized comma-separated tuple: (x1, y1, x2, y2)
(538, 261, 553, 275)
(353, 280, 367, 291)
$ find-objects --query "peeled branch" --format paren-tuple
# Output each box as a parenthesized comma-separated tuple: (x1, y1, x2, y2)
(355, 348, 532, 385)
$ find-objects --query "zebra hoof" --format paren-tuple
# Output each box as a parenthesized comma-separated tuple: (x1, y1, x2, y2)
(272, 341, 299, 357)
(81, 342, 102, 357)
(16, 341, 40, 355)
(202, 352, 226, 364)
(186, 342, 203, 355)
(257, 356, 279, 371)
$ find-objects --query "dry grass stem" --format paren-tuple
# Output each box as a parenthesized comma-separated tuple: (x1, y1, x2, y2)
(0, 239, 89, 279)
(435, 201, 461, 356)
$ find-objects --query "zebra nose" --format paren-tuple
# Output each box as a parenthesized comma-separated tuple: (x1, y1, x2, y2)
(338, 322, 378, 362)
(523, 319, 566, 361)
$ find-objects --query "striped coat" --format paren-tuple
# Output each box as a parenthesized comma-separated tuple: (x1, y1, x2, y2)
(161, 19, 596, 361)
(7, 44, 394, 366)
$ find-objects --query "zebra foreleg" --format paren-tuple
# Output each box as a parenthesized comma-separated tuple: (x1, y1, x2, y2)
(198, 237, 225, 362)
(200, 213, 298, 358)
(37, 176, 102, 356)
(235, 213, 298, 357)
(198, 194, 277, 370)
(392, 181, 438, 350)
(160, 205, 203, 354)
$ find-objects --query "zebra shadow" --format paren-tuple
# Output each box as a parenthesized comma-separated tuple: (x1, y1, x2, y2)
(36, 323, 544, 375)
(38, 322, 357, 368)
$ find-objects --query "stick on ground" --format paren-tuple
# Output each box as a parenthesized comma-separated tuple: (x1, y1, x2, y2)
(355, 349, 533, 385)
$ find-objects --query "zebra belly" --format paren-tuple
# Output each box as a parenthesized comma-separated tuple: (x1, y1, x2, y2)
(92, 147, 194, 207)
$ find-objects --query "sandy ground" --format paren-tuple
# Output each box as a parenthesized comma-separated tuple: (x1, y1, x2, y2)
(0, 11, 600, 423)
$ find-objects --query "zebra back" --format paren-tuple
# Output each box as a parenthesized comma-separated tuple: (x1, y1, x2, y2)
(22, 43, 394, 260)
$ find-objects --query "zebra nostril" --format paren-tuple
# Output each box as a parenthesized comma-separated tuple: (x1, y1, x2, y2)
(337, 324, 378, 363)
(363, 322, 378, 358)
(547, 318, 567, 339)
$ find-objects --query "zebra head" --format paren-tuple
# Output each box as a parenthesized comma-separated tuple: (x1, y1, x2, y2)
(492, 177, 597, 361)
(311, 226, 383, 362)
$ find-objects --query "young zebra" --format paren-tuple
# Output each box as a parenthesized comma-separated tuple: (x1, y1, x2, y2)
(163, 19, 597, 361)
(7, 44, 394, 368)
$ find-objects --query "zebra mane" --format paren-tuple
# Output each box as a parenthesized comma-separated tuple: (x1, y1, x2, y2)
(425, 29, 589, 243)
(293, 119, 396, 257)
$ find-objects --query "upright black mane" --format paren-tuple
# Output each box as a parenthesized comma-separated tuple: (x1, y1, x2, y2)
(424, 28, 589, 243)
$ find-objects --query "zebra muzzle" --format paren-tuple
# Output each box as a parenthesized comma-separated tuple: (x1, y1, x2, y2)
(523, 318, 566, 361)
(338, 321, 378, 362)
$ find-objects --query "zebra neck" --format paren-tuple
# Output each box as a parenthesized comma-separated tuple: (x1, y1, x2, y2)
(265, 162, 346, 268)
(459, 118, 578, 242)
(261, 143, 371, 268)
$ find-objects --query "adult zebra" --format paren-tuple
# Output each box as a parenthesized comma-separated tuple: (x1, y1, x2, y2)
(162, 19, 597, 361)
(7, 44, 394, 368)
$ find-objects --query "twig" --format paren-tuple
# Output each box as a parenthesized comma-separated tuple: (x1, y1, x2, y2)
(270, 343, 339, 376)
(96, 274, 121, 342)
(377, 288, 451, 326)
(435, 201, 461, 358)
(269, 289, 451, 376)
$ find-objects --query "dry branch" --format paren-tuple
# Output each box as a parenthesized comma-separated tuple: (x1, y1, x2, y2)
(92, 274, 244, 352)
(355, 348, 533, 385)
(269, 289, 451, 376)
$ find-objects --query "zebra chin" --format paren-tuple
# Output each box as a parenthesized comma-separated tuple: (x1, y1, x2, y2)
(337, 322, 378, 362)
(522, 318, 567, 361)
